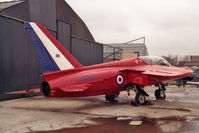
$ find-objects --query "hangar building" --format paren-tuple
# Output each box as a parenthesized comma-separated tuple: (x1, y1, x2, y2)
(179, 55, 199, 67)
(103, 37, 148, 62)
(0, 0, 103, 100)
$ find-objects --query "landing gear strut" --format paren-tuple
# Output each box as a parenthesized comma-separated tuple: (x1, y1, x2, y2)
(129, 84, 149, 105)
(155, 83, 166, 100)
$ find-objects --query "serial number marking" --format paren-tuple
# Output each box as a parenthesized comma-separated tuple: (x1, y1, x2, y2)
(77, 75, 96, 82)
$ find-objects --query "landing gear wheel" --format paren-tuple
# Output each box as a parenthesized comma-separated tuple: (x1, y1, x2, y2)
(155, 89, 166, 100)
(135, 93, 146, 105)
(105, 95, 117, 102)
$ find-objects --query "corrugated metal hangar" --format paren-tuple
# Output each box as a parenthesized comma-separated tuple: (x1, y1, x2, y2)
(0, 0, 103, 100)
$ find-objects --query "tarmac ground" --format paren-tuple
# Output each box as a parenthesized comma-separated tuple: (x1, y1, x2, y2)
(0, 85, 199, 133)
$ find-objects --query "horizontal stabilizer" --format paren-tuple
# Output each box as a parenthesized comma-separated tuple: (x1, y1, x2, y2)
(5, 88, 40, 94)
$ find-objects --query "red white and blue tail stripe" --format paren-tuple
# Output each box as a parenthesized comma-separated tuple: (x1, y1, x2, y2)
(24, 22, 82, 72)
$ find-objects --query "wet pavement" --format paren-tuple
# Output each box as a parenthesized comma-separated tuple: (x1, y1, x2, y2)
(0, 85, 199, 133)
(35, 117, 162, 133)
(35, 116, 199, 133)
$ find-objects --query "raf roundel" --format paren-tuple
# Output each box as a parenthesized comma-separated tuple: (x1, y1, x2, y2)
(116, 74, 124, 85)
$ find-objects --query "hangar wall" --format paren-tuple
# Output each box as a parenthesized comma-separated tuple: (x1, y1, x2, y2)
(0, 16, 43, 100)
(58, 20, 71, 51)
(72, 38, 103, 66)
(0, 0, 103, 100)
(56, 0, 94, 41)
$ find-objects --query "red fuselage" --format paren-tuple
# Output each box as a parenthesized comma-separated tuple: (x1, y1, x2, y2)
(41, 57, 192, 98)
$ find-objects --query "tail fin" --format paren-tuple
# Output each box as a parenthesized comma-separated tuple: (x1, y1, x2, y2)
(24, 22, 82, 72)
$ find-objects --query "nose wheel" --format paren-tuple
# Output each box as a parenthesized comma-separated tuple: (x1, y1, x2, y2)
(155, 83, 166, 100)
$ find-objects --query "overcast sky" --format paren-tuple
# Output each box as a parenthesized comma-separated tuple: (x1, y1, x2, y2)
(1, 0, 198, 56)
(67, 0, 199, 56)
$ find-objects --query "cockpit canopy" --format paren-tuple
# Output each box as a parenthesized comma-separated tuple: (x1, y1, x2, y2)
(139, 56, 171, 66)
(192, 66, 199, 71)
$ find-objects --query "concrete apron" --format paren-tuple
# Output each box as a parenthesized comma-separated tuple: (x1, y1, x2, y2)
(0, 85, 199, 133)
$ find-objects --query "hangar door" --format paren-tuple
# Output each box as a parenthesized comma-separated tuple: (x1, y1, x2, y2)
(57, 20, 103, 66)
(57, 20, 71, 52)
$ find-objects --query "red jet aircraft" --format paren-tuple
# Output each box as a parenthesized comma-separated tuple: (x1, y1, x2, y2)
(22, 22, 192, 105)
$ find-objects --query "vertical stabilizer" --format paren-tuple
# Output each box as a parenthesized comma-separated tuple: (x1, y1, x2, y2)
(24, 22, 82, 72)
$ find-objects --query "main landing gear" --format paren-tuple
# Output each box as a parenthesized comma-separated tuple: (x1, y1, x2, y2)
(154, 83, 166, 100)
(105, 83, 167, 105)
(132, 85, 149, 105)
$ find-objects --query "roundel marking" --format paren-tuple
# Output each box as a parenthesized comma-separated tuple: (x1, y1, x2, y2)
(116, 74, 124, 85)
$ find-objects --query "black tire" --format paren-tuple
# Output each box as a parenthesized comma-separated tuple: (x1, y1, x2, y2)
(135, 93, 146, 105)
(155, 89, 160, 99)
(155, 89, 166, 100)
(116, 92, 120, 97)
(105, 95, 116, 102)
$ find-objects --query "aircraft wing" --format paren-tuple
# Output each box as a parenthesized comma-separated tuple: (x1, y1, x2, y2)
(141, 70, 177, 76)
(59, 84, 90, 92)
(120, 65, 191, 77)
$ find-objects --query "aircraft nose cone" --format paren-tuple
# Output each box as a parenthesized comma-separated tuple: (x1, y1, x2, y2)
(181, 68, 193, 77)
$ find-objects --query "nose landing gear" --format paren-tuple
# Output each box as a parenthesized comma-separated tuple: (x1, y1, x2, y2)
(127, 84, 149, 105)
(155, 83, 166, 100)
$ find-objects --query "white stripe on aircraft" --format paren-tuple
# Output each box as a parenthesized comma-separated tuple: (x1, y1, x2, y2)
(30, 22, 74, 70)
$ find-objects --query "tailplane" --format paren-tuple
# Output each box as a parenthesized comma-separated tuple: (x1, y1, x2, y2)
(24, 22, 82, 72)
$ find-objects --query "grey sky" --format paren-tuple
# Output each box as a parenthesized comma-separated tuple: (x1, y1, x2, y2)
(0, 0, 198, 56)
(67, 0, 199, 56)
